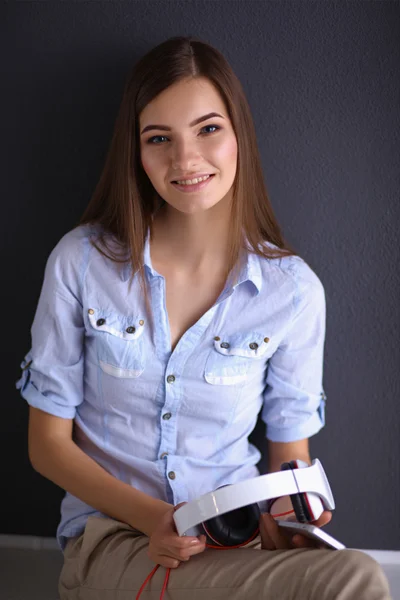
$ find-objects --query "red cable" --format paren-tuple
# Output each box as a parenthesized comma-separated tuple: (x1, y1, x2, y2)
(135, 565, 169, 600)
(271, 509, 295, 518)
(136, 529, 261, 600)
(136, 509, 293, 599)
(161, 566, 171, 597)
(136, 564, 160, 599)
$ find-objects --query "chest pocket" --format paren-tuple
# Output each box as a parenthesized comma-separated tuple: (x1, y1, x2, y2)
(87, 309, 145, 378)
(204, 331, 272, 385)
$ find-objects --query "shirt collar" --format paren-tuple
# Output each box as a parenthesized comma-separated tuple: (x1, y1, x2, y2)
(121, 228, 263, 295)
(238, 243, 263, 295)
(121, 229, 153, 282)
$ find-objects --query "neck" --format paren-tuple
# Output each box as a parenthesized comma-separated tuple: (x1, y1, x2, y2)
(150, 202, 232, 275)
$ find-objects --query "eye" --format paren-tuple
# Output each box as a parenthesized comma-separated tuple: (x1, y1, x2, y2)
(202, 124, 220, 134)
(146, 124, 221, 145)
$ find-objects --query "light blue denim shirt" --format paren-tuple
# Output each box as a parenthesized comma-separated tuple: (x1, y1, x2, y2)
(16, 224, 327, 550)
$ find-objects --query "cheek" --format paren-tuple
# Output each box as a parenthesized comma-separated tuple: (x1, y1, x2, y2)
(214, 136, 238, 164)
(140, 151, 150, 172)
(140, 149, 160, 177)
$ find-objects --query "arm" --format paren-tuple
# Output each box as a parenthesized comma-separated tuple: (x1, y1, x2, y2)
(261, 437, 332, 548)
(17, 232, 170, 538)
(267, 438, 311, 517)
(261, 258, 327, 445)
(267, 438, 311, 473)
(28, 406, 171, 537)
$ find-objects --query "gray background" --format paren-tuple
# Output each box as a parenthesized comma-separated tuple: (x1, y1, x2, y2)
(3, 1, 399, 551)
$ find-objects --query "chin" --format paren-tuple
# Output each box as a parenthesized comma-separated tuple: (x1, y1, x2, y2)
(164, 188, 232, 215)
(170, 199, 223, 214)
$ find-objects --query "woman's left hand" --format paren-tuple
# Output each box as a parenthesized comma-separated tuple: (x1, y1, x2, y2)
(259, 510, 332, 550)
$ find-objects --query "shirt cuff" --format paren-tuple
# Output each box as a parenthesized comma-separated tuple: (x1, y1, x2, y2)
(266, 398, 326, 442)
(18, 380, 77, 419)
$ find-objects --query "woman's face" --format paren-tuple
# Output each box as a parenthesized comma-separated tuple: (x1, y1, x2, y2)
(139, 77, 238, 216)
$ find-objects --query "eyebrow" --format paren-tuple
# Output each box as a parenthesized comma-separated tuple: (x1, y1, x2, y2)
(140, 112, 225, 135)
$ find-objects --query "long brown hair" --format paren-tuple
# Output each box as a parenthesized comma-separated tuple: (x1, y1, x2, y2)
(77, 36, 297, 330)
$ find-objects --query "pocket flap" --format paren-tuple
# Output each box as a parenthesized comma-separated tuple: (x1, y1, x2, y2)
(87, 309, 145, 341)
(213, 331, 271, 358)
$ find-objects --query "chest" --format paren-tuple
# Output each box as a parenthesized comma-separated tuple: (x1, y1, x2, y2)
(162, 272, 228, 352)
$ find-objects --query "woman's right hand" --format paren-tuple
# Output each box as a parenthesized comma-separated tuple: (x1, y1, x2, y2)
(147, 502, 207, 569)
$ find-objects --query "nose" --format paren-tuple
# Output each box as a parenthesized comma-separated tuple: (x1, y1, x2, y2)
(171, 137, 202, 170)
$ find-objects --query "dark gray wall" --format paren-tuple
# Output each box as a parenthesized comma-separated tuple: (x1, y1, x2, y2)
(3, 1, 399, 550)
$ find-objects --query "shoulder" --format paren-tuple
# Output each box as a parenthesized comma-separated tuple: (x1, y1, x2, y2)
(47, 224, 102, 266)
(278, 254, 324, 294)
(44, 224, 104, 295)
(258, 242, 325, 304)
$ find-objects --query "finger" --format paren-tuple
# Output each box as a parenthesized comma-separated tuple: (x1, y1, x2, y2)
(158, 555, 182, 569)
(259, 513, 275, 550)
(172, 535, 206, 553)
(166, 536, 207, 561)
(147, 548, 182, 568)
(292, 534, 328, 550)
(292, 534, 316, 548)
(168, 538, 206, 560)
(177, 540, 207, 561)
(312, 511, 332, 528)
(186, 541, 207, 557)
(262, 514, 292, 550)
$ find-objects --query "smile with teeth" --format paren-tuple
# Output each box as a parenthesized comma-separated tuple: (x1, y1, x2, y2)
(174, 174, 212, 185)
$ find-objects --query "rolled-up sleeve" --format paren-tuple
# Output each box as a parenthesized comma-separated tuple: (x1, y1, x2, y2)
(261, 259, 327, 442)
(16, 232, 85, 419)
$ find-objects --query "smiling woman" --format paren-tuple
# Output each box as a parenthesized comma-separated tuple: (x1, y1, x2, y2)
(76, 36, 299, 337)
(139, 76, 238, 226)
(15, 35, 392, 600)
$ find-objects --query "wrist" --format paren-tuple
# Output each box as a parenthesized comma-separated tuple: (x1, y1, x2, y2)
(133, 499, 172, 537)
(269, 495, 296, 521)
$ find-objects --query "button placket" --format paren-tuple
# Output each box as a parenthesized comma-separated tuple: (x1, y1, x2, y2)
(160, 322, 211, 490)
(160, 354, 184, 490)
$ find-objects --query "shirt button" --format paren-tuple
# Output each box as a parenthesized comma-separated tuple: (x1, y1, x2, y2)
(220, 342, 230, 349)
(160, 452, 168, 459)
(126, 326, 136, 334)
(88, 309, 95, 315)
(166, 375, 175, 383)
(264, 337, 270, 343)
(139, 320, 145, 326)
(163, 413, 172, 420)
(214, 336, 221, 341)
(168, 471, 176, 480)
(249, 342, 259, 350)
(96, 318, 106, 326)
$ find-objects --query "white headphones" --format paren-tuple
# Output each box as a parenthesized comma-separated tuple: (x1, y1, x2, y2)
(174, 459, 335, 546)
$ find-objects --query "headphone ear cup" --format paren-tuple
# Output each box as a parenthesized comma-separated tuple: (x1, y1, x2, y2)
(202, 502, 261, 547)
(280, 461, 311, 523)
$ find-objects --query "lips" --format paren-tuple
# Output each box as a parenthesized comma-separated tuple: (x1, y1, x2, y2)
(171, 174, 215, 192)
(171, 173, 214, 183)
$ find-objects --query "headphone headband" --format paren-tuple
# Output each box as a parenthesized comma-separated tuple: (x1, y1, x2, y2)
(174, 459, 334, 537)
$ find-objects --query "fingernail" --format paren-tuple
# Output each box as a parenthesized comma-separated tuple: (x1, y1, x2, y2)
(190, 539, 200, 545)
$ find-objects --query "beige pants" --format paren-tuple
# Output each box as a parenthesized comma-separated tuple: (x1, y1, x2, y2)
(59, 515, 392, 599)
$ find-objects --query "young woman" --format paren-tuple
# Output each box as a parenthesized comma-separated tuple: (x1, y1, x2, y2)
(17, 36, 391, 599)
